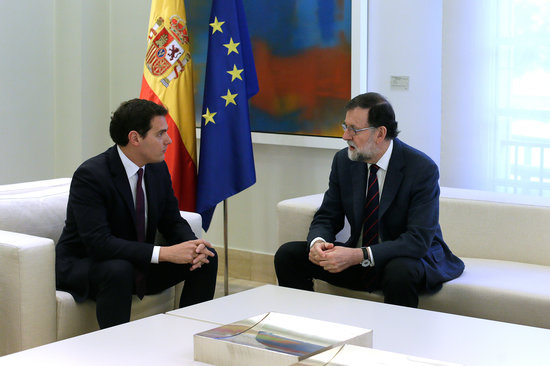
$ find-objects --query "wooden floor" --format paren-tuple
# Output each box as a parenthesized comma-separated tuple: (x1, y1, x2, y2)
(213, 276, 269, 298)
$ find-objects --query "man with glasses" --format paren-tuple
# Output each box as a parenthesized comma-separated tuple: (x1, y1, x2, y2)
(274, 92, 464, 307)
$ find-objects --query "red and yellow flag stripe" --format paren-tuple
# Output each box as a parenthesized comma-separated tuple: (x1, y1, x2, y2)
(140, 0, 196, 211)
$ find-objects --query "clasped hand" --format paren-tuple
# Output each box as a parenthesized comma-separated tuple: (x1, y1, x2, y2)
(159, 239, 215, 271)
(309, 241, 360, 273)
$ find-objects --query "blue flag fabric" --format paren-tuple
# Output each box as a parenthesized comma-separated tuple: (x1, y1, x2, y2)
(196, 0, 259, 231)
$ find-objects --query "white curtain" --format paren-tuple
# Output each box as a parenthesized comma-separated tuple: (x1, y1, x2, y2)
(441, 0, 497, 191)
(441, 0, 550, 196)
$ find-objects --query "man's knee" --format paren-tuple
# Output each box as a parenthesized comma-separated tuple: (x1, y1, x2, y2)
(195, 249, 218, 278)
(191, 247, 218, 272)
(91, 259, 134, 287)
(274, 241, 314, 291)
(207, 247, 218, 269)
(275, 241, 307, 260)
(274, 241, 306, 271)
(381, 257, 424, 288)
(274, 242, 289, 269)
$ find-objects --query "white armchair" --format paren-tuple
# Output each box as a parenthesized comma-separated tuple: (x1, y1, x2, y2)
(0, 178, 202, 355)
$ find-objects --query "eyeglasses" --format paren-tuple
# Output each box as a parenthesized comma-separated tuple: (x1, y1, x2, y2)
(341, 122, 376, 136)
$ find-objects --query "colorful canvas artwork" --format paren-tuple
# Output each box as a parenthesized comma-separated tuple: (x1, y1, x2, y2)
(186, 0, 351, 137)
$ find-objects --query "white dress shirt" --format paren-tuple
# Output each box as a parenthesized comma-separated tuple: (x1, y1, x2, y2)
(117, 146, 160, 263)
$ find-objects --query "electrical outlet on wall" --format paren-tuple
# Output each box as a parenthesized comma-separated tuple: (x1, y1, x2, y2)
(390, 76, 409, 90)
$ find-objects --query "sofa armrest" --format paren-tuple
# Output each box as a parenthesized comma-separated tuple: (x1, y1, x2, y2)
(180, 211, 202, 239)
(277, 194, 323, 245)
(277, 194, 351, 246)
(0, 230, 57, 355)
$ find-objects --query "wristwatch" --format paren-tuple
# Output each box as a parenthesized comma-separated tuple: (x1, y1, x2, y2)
(361, 247, 372, 267)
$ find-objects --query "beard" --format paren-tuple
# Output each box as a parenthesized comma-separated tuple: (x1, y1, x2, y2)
(347, 141, 373, 162)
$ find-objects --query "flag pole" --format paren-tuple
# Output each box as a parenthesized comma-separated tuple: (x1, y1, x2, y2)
(223, 199, 229, 296)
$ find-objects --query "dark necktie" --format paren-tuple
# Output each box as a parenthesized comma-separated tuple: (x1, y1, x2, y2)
(135, 168, 146, 299)
(135, 168, 145, 242)
(362, 164, 380, 247)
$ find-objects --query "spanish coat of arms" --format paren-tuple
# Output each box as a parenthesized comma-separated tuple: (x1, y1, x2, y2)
(145, 15, 191, 88)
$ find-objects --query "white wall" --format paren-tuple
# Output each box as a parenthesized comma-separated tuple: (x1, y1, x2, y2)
(367, 0, 442, 165)
(54, 0, 112, 179)
(0, 1, 56, 183)
(1, 0, 443, 256)
(109, 0, 151, 107)
(0, 1, 117, 183)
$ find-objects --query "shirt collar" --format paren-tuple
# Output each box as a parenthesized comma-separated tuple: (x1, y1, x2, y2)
(117, 145, 144, 179)
(369, 139, 393, 171)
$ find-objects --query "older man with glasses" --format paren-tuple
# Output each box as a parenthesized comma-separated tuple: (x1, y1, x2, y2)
(274, 92, 464, 308)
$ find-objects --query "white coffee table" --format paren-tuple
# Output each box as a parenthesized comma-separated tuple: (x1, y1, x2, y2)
(4, 285, 550, 365)
(0, 314, 216, 366)
(167, 284, 550, 366)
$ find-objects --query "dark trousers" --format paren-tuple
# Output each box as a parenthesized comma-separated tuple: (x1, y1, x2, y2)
(274, 241, 425, 308)
(89, 250, 218, 328)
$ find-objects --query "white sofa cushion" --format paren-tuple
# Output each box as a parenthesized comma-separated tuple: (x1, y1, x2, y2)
(421, 258, 550, 328)
(55, 288, 175, 340)
(314, 257, 550, 328)
(0, 178, 71, 244)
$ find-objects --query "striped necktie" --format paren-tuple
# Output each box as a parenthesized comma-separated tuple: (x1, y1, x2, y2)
(362, 164, 380, 247)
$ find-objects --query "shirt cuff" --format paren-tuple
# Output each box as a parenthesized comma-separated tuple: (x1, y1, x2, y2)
(309, 237, 326, 248)
(367, 246, 375, 266)
(151, 246, 160, 264)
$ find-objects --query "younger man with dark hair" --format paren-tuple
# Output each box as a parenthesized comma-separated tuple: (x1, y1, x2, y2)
(56, 98, 217, 328)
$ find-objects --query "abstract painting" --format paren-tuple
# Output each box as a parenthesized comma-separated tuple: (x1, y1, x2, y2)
(186, 0, 351, 138)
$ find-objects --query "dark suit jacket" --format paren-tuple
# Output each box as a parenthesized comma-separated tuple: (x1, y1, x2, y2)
(55, 145, 196, 301)
(307, 138, 464, 292)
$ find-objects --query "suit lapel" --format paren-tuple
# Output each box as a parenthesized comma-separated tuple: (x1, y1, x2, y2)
(380, 139, 404, 217)
(107, 146, 136, 224)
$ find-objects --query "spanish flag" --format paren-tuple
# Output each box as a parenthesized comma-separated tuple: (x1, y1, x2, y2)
(140, 0, 196, 212)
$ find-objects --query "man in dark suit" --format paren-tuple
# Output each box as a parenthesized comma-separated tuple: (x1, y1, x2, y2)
(56, 99, 217, 328)
(274, 92, 464, 307)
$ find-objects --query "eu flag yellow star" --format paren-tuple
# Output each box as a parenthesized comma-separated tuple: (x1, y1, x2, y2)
(209, 16, 225, 34)
(202, 108, 217, 125)
(227, 64, 244, 82)
(221, 89, 238, 106)
(223, 38, 240, 55)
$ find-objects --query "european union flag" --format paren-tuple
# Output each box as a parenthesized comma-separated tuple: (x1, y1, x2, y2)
(196, 0, 259, 231)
